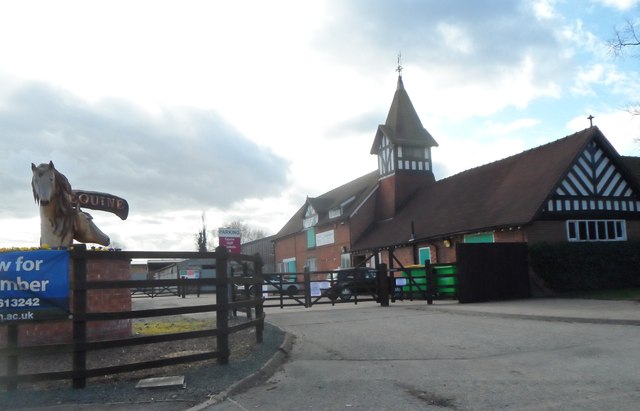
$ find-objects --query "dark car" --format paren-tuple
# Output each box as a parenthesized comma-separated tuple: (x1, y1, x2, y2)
(328, 268, 378, 301)
(248, 275, 300, 297)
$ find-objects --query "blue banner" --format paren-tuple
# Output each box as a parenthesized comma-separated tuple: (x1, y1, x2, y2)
(0, 250, 69, 322)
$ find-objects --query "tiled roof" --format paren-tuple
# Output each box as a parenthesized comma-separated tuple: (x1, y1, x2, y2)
(622, 155, 640, 184)
(274, 171, 379, 239)
(352, 127, 606, 251)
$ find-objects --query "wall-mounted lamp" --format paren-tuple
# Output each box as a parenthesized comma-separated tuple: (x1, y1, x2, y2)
(341, 246, 348, 253)
(443, 239, 451, 248)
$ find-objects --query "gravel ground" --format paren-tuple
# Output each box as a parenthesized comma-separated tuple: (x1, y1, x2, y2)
(0, 322, 284, 410)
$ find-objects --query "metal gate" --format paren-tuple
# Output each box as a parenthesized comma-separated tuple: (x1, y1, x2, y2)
(233, 259, 458, 309)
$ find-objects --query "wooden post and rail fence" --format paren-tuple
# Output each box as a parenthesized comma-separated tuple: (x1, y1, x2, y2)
(1, 245, 265, 390)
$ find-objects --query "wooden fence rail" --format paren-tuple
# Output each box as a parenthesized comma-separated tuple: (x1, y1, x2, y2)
(0, 246, 265, 390)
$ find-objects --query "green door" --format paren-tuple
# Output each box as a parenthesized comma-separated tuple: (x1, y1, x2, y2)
(418, 247, 431, 265)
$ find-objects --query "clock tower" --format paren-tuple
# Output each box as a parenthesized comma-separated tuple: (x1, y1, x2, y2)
(370, 73, 438, 220)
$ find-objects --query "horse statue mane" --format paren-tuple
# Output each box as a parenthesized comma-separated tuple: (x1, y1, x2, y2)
(31, 161, 110, 247)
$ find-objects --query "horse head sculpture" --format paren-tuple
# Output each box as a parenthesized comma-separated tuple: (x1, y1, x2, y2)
(32, 161, 111, 247)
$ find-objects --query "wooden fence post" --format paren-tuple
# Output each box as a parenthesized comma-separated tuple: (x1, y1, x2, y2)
(254, 253, 264, 344)
(425, 259, 435, 305)
(215, 246, 230, 365)
(6, 324, 18, 391)
(303, 266, 311, 308)
(377, 263, 389, 307)
(72, 245, 88, 389)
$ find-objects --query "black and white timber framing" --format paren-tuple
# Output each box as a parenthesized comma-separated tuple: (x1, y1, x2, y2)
(543, 140, 640, 213)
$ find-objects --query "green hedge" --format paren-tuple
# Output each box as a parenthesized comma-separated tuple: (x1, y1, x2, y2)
(528, 241, 640, 292)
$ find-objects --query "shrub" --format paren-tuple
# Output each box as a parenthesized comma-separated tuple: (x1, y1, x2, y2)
(528, 241, 640, 292)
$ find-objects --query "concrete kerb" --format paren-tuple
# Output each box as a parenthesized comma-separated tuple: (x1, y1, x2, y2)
(187, 328, 295, 411)
(416, 298, 640, 326)
(425, 306, 640, 326)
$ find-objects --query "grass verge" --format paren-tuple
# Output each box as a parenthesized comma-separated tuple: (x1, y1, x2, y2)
(133, 317, 211, 335)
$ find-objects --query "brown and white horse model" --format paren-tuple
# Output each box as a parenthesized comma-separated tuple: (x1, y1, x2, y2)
(31, 161, 110, 247)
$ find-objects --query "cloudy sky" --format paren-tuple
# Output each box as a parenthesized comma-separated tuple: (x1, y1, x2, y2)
(2, 0, 640, 251)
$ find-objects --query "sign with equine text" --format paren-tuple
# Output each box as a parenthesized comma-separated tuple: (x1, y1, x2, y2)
(218, 227, 241, 254)
(71, 190, 129, 220)
(0, 250, 69, 322)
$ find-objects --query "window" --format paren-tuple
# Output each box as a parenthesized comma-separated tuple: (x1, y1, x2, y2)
(340, 253, 351, 268)
(307, 227, 316, 248)
(282, 258, 296, 273)
(398, 146, 427, 160)
(329, 208, 341, 219)
(306, 258, 317, 271)
(463, 232, 495, 243)
(303, 205, 318, 228)
(566, 220, 626, 242)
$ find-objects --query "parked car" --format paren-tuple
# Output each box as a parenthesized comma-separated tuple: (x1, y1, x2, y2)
(327, 268, 377, 301)
(248, 275, 300, 297)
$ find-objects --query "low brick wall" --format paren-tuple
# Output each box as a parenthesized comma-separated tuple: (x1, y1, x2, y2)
(1, 256, 132, 346)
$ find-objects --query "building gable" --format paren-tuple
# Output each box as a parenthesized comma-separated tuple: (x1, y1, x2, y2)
(542, 137, 640, 215)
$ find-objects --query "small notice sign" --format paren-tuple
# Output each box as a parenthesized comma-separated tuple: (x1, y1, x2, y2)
(0, 250, 69, 322)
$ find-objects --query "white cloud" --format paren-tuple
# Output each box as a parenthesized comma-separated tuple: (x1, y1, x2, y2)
(572, 64, 606, 95)
(437, 23, 473, 55)
(533, 0, 558, 20)
(594, 0, 640, 11)
(483, 118, 542, 136)
(568, 111, 640, 154)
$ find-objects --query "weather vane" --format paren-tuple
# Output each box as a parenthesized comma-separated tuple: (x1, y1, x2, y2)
(396, 52, 403, 76)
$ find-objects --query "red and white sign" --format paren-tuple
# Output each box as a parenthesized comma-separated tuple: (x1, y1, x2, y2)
(218, 227, 241, 254)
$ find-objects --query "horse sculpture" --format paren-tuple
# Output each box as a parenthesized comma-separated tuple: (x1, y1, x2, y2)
(31, 161, 111, 247)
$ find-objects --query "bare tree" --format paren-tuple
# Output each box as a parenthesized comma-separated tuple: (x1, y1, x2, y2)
(609, 19, 640, 122)
(609, 19, 640, 57)
(194, 212, 209, 252)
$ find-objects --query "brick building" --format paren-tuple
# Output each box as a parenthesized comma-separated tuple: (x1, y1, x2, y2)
(273, 74, 640, 273)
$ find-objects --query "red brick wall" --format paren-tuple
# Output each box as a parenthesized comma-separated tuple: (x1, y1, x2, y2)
(627, 220, 640, 240)
(494, 229, 526, 242)
(524, 221, 567, 243)
(375, 229, 529, 267)
(274, 234, 298, 271)
(274, 224, 352, 272)
(376, 172, 434, 221)
(84, 258, 131, 340)
(1, 256, 132, 346)
(434, 240, 457, 264)
(395, 172, 435, 210)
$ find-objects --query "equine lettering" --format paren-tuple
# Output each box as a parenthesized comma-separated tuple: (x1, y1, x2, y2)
(71, 190, 129, 220)
(76, 193, 126, 210)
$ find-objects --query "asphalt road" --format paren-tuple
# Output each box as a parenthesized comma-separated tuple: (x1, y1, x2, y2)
(205, 300, 640, 411)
